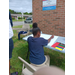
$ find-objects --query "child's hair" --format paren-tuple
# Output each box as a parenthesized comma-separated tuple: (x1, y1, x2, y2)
(33, 23, 38, 28)
(32, 27, 41, 36)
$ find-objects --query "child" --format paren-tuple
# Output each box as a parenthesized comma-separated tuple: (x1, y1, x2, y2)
(27, 27, 54, 66)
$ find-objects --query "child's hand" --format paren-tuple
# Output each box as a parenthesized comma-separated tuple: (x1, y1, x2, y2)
(50, 35, 54, 39)
(48, 35, 54, 43)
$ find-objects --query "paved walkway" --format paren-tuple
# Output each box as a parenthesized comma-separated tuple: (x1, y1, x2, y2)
(13, 21, 32, 26)
(13, 21, 24, 26)
(13, 24, 32, 33)
(13, 24, 30, 30)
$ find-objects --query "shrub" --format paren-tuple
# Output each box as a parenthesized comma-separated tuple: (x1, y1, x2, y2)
(18, 17, 22, 19)
(12, 17, 15, 20)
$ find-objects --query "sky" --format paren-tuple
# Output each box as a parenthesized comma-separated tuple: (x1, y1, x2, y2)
(9, 0, 32, 13)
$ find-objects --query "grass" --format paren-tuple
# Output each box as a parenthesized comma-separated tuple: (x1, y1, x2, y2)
(13, 25, 23, 28)
(13, 19, 25, 22)
(29, 24, 32, 28)
(10, 26, 65, 75)
(13, 24, 32, 29)
(10, 30, 29, 75)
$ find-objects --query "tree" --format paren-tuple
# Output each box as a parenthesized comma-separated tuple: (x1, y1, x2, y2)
(24, 12, 29, 15)
(17, 12, 21, 14)
(9, 9, 32, 15)
(29, 12, 32, 15)
(9, 9, 16, 14)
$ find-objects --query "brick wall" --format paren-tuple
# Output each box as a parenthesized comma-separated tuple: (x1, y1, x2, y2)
(32, 0, 65, 37)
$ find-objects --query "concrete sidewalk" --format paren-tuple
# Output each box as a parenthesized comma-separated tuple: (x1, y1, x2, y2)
(13, 24, 30, 30)
(13, 24, 32, 34)
(13, 21, 23, 26)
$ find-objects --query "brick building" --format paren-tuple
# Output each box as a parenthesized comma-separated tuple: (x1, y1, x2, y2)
(32, 0, 65, 37)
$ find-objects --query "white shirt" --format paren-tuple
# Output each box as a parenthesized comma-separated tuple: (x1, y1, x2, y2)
(9, 19, 13, 39)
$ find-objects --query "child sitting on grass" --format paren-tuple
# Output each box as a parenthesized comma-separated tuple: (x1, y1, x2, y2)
(27, 27, 54, 66)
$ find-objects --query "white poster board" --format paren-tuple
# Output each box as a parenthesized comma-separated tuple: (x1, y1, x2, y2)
(40, 34, 58, 46)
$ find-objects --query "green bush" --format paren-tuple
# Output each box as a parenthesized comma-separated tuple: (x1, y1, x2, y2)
(12, 17, 15, 20)
(18, 17, 22, 19)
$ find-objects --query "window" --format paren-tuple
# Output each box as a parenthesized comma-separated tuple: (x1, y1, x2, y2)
(26, 17, 31, 20)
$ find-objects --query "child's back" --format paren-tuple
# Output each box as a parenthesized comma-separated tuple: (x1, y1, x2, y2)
(28, 36, 48, 65)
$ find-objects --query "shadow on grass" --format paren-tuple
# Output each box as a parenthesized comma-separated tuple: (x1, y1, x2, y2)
(16, 41, 30, 63)
(50, 53, 65, 70)
(44, 47, 65, 70)
(10, 40, 30, 75)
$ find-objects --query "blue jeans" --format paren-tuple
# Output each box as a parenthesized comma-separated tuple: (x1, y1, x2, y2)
(9, 38, 14, 59)
(18, 31, 27, 40)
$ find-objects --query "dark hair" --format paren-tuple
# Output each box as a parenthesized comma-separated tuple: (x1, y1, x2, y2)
(32, 27, 41, 36)
(33, 23, 38, 28)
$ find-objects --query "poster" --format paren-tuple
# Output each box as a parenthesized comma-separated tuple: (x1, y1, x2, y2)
(42, 0, 57, 11)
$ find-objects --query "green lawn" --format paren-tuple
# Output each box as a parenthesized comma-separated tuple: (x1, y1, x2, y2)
(13, 24, 32, 29)
(10, 27, 65, 75)
(13, 19, 25, 22)
(29, 24, 32, 28)
(13, 25, 23, 28)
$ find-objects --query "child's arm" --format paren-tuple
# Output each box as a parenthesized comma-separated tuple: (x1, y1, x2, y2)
(48, 35, 54, 43)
